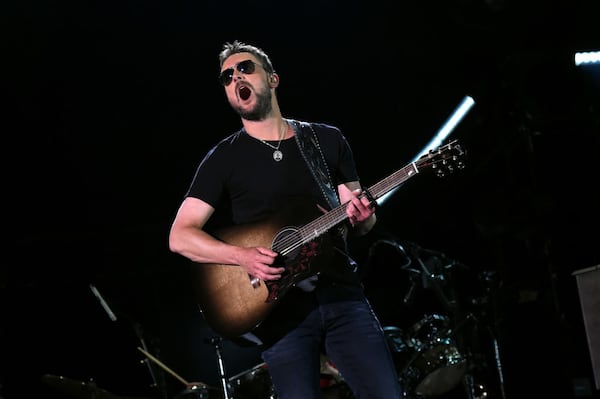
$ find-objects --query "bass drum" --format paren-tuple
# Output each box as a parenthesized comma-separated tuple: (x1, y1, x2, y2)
(402, 314, 467, 398)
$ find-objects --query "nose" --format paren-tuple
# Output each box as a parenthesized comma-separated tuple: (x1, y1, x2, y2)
(232, 68, 244, 82)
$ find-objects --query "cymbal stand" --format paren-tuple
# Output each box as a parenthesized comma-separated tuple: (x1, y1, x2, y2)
(461, 271, 507, 399)
(137, 347, 213, 399)
(480, 271, 507, 399)
(133, 321, 168, 399)
(89, 284, 167, 398)
(490, 327, 507, 399)
(206, 336, 233, 399)
(415, 255, 457, 311)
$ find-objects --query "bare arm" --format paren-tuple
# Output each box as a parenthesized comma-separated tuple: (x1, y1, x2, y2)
(168, 197, 285, 281)
(338, 181, 377, 236)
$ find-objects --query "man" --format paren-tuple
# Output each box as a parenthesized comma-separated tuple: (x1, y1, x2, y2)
(169, 40, 403, 399)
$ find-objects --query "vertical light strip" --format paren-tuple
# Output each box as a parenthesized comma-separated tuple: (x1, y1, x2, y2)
(377, 95, 475, 205)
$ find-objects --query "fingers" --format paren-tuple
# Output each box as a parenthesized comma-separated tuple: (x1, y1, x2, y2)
(245, 247, 285, 282)
(347, 192, 375, 224)
(256, 246, 279, 258)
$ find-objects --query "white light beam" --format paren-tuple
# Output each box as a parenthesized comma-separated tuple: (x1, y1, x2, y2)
(377, 95, 475, 205)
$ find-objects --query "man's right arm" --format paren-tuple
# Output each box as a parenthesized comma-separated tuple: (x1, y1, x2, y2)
(168, 197, 242, 264)
(168, 197, 284, 281)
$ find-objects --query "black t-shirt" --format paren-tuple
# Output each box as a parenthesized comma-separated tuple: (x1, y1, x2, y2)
(185, 119, 366, 342)
(187, 120, 355, 225)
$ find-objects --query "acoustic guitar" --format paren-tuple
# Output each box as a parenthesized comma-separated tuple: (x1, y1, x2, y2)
(191, 140, 466, 339)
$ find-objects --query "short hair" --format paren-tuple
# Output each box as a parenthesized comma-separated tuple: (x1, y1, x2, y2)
(218, 40, 275, 74)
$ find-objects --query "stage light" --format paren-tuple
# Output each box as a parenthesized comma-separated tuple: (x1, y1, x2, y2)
(412, 96, 475, 161)
(377, 95, 475, 205)
(575, 51, 600, 66)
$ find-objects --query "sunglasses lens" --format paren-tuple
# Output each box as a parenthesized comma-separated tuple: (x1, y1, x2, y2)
(237, 60, 256, 74)
(219, 68, 234, 86)
(219, 60, 258, 86)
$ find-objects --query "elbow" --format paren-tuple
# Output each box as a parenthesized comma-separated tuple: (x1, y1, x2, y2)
(168, 230, 183, 255)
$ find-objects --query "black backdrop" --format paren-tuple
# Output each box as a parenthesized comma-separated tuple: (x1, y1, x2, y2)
(3, 0, 600, 398)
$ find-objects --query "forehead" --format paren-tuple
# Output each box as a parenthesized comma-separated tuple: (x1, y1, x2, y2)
(222, 52, 258, 70)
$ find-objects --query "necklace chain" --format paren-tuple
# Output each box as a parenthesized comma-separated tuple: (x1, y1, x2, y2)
(258, 121, 287, 161)
(259, 138, 283, 151)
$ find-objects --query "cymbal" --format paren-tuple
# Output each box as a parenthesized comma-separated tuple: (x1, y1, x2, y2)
(41, 374, 153, 399)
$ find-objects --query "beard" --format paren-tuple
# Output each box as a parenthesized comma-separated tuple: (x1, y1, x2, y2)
(233, 85, 273, 121)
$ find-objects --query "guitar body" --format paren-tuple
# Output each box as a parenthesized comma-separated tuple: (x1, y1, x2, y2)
(192, 201, 335, 339)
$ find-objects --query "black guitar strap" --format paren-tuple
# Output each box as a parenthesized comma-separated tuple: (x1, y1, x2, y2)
(289, 119, 340, 210)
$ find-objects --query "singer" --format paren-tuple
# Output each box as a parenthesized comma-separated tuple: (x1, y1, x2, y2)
(168, 40, 403, 399)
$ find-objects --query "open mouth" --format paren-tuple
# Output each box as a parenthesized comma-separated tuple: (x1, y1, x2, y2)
(238, 85, 251, 101)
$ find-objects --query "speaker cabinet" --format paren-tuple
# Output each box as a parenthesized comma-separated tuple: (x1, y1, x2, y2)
(573, 265, 600, 390)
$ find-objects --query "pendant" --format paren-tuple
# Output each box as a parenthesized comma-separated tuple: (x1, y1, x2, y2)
(273, 150, 283, 162)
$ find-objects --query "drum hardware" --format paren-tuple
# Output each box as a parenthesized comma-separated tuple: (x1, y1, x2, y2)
(387, 314, 467, 398)
(205, 336, 233, 399)
(369, 239, 508, 399)
(414, 257, 458, 312)
(173, 385, 216, 399)
(41, 374, 120, 399)
(366, 239, 413, 270)
(90, 284, 167, 398)
(479, 271, 507, 399)
(136, 347, 216, 399)
(131, 320, 166, 396)
(462, 372, 491, 399)
(41, 374, 154, 399)
(228, 362, 276, 399)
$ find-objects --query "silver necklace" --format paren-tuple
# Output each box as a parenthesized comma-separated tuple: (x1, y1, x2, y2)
(258, 121, 287, 162)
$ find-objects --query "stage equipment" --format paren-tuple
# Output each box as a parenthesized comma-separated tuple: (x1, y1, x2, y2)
(385, 315, 467, 398)
(41, 374, 153, 399)
(90, 284, 166, 397)
(228, 362, 276, 399)
(378, 95, 474, 205)
(573, 264, 600, 390)
(137, 347, 217, 399)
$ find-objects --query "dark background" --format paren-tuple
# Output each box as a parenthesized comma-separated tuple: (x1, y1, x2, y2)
(2, 0, 600, 399)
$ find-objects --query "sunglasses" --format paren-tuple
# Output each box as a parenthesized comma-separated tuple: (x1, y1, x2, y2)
(219, 59, 262, 86)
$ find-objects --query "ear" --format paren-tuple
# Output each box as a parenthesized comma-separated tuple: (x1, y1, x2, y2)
(270, 73, 279, 87)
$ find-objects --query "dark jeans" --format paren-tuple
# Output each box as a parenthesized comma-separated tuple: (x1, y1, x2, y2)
(262, 299, 403, 399)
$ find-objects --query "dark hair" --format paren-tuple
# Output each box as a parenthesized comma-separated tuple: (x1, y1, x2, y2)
(218, 40, 274, 74)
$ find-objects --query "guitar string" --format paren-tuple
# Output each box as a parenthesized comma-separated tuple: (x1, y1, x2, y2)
(272, 151, 454, 255)
(275, 157, 432, 254)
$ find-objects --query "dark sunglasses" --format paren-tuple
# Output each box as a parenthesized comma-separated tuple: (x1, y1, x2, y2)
(219, 59, 261, 86)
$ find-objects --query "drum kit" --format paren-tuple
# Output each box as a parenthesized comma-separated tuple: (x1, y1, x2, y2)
(363, 238, 494, 399)
(384, 315, 468, 398)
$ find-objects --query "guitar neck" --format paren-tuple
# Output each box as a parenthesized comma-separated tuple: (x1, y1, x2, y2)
(287, 139, 464, 254)
(295, 162, 419, 248)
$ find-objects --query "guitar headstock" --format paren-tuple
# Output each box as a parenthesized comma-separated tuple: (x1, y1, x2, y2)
(417, 140, 466, 178)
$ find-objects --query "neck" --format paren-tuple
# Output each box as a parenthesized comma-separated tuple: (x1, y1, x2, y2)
(243, 115, 289, 141)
